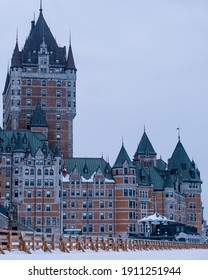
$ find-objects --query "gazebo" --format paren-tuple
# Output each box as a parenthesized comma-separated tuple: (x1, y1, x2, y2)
(137, 212, 173, 237)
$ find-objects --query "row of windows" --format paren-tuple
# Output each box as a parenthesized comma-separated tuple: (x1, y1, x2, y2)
(115, 168, 135, 175)
(25, 79, 76, 87)
(69, 178, 107, 186)
(81, 224, 113, 233)
(63, 200, 113, 209)
(24, 179, 54, 187)
(68, 200, 113, 208)
(20, 216, 57, 226)
(124, 189, 136, 197)
(26, 89, 76, 98)
(27, 204, 52, 211)
(26, 190, 52, 198)
(25, 99, 76, 108)
(63, 212, 113, 220)
(61, 189, 113, 197)
(25, 168, 54, 176)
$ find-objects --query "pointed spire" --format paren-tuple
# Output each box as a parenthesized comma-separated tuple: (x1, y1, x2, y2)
(16, 29, 18, 44)
(66, 42, 76, 70)
(11, 37, 22, 68)
(177, 126, 181, 142)
(134, 131, 157, 156)
(30, 103, 48, 127)
(40, 0, 43, 13)
(113, 144, 134, 168)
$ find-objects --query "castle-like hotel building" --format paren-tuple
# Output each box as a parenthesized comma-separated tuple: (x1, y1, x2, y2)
(0, 5, 204, 238)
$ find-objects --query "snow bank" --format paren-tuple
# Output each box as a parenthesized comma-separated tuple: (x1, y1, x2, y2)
(0, 248, 208, 260)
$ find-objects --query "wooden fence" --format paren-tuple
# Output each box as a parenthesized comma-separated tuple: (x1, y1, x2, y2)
(0, 230, 208, 255)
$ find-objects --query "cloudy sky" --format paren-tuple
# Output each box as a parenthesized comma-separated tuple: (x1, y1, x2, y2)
(0, 0, 208, 219)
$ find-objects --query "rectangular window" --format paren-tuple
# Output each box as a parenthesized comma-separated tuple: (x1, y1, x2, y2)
(27, 89, 32, 96)
(108, 212, 113, 219)
(41, 89, 47, 96)
(83, 201, 87, 208)
(46, 190, 51, 198)
(56, 100, 62, 108)
(100, 224, 105, 233)
(128, 212, 136, 220)
(100, 212, 104, 219)
(56, 90, 62, 97)
(100, 201, 104, 208)
(37, 179, 41, 186)
(88, 212, 93, 219)
(108, 189, 113, 197)
(46, 204, 51, 211)
(52, 217, 56, 226)
(26, 100, 32, 107)
(27, 190, 32, 198)
(71, 213, 76, 219)
(46, 217, 51, 226)
(124, 177, 128, 184)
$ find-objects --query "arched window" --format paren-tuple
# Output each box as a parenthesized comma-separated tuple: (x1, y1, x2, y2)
(45, 169, 49, 176)
(30, 168, 34, 175)
(37, 169, 42, 176)
(50, 169, 54, 176)
(124, 167, 128, 175)
(25, 169, 29, 175)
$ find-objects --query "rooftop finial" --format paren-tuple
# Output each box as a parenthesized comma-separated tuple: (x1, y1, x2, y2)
(122, 136, 124, 146)
(144, 124, 146, 133)
(16, 29, 18, 44)
(69, 30, 71, 45)
(40, 0, 43, 12)
(177, 126, 180, 141)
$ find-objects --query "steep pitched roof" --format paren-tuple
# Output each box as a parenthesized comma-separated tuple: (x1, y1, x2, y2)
(113, 144, 135, 168)
(0, 130, 51, 157)
(134, 131, 156, 156)
(168, 140, 201, 182)
(22, 9, 66, 65)
(64, 158, 113, 180)
(163, 171, 175, 188)
(11, 41, 22, 68)
(30, 103, 48, 127)
(66, 44, 76, 70)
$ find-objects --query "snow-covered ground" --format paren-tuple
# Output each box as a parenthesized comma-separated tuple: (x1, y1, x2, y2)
(0, 248, 208, 260)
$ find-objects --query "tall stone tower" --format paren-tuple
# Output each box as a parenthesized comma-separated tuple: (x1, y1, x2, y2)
(2, 5, 77, 157)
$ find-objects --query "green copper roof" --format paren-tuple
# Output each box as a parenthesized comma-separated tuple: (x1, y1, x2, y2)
(147, 167, 164, 190)
(13, 132, 25, 153)
(113, 144, 135, 168)
(135, 131, 157, 156)
(168, 140, 201, 182)
(0, 130, 52, 157)
(134, 161, 150, 185)
(30, 103, 48, 127)
(0, 204, 8, 217)
(163, 171, 175, 188)
(64, 158, 113, 180)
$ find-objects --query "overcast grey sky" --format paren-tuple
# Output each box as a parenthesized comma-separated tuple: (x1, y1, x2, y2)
(0, 0, 208, 219)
